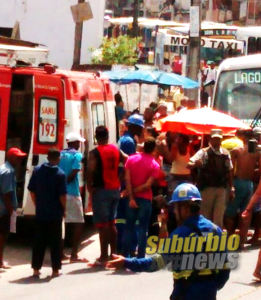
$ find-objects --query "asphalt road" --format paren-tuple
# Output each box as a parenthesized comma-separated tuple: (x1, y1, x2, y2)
(1, 226, 261, 300)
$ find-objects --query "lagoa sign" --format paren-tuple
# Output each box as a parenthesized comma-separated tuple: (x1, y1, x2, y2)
(169, 36, 243, 50)
(235, 72, 261, 84)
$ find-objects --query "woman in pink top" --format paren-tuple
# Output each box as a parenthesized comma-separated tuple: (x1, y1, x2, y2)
(123, 137, 160, 258)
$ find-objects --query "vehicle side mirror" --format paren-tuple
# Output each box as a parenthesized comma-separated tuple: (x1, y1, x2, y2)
(32, 154, 39, 166)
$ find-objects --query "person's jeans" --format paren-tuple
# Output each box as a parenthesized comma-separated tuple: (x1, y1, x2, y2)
(123, 197, 152, 258)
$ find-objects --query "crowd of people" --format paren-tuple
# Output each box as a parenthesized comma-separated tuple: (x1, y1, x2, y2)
(162, 56, 217, 107)
(112, 100, 261, 283)
(1, 96, 261, 298)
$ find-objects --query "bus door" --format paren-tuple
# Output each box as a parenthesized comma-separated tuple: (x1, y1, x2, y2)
(87, 79, 107, 150)
(0, 70, 12, 165)
(21, 73, 64, 215)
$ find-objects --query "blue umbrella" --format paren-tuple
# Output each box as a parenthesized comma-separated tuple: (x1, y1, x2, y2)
(103, 69, 199, 89)
(152, 71, 199, 89)
(103, 70, 130, 83)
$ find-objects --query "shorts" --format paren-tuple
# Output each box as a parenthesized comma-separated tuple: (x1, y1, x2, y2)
(226, 178, 253, 217)
(65, 195, 84, 223)
(92, 189, 120, 227)
(0, 214, 11, 235)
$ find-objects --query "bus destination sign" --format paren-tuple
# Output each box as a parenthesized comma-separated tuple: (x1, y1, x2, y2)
(235, 71, 261, 84)
(202, 29, 237, 37)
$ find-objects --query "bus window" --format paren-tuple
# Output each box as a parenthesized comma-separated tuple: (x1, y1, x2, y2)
(214, 69, 261, 126)
(257, 38, 261, 54)
(248, 37, 257, 55)
(91, 103, 105, 144)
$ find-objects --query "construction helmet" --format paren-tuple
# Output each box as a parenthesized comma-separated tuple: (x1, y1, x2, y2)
(169, 183, 202, 205)
(127, 114, 144, 128)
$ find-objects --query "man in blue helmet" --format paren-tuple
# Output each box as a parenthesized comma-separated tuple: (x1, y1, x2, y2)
(116, 114, 144, 255)
(118, 114, 144, 156)
(108, 183, 231, 300)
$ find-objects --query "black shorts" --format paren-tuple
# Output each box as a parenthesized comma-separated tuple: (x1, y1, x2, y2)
(0, 214, 10, 235)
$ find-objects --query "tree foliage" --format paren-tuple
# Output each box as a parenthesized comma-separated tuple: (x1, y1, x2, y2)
(90, 35, 141, 66)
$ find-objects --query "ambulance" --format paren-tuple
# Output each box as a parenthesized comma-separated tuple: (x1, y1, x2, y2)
(0, 64, 117, 216)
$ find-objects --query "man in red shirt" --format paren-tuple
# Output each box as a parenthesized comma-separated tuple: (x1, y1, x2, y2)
(172, 55, 183, 75)
(87, 126, 126, 265)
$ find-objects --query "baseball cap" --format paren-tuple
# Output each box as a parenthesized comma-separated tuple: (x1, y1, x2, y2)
(210, 129, 223, 139)
(7, 148, 27, 157)
(66, 132, 86, 143)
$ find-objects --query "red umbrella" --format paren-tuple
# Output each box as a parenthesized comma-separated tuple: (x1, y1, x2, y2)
(157, 107, 250, 135)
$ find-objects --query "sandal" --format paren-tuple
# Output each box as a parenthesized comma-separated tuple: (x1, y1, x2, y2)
(87, 259, 107, 267)
(70, 257, 89, 263)
(0, 263, 11, 270)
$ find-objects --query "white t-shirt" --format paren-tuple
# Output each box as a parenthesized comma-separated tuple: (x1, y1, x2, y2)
(163, 64, 172, 73)
(204, 68, 217, 83)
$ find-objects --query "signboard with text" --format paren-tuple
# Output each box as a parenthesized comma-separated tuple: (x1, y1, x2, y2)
(164, 35, 244, 51)
(39, 98, 57, 143)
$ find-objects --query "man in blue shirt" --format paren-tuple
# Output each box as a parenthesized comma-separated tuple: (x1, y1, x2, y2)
(118, 114, 144, 156)
(115, 92, 126, 122)
(108, 184, 231, 300)
(0, 148, 26, 269)
(116, 114, 144, 255)
(59, 132, 87, 263)
(28, 148, 67, 277)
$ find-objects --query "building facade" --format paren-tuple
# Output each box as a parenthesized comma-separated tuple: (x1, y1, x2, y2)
(0, 0, 106, 69)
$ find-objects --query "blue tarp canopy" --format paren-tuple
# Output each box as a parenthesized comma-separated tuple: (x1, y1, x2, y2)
(103, 69, 199, 89)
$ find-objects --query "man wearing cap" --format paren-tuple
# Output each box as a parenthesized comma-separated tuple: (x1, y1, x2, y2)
(59, 132, 87, 262)
(116, 114, 144, 254)
(202, 61, 217, 99)
(0, 148, 26, 269)
(107, 183, 230, 300)
(187, 129, 234, 228)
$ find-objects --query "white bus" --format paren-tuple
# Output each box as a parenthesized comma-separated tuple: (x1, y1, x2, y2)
(236, 27, 261, 55)
(212, 54, 261, 126)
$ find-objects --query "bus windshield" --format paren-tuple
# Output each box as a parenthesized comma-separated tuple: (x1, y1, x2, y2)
(214, 68, 261, 126)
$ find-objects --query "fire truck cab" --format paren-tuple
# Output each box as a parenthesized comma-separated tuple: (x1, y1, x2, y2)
(0, 64, 116, 216)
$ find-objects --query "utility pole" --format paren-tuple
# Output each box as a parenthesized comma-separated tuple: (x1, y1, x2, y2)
(186, 0, 202, 104)
(72, 0, 85, 69)
(132, 0, 140, 37)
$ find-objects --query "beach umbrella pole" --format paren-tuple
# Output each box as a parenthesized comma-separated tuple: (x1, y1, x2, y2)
(139, 84, 141, 112)
(125, 85, 129, 111)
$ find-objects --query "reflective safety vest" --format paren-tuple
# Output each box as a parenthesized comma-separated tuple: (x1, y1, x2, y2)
(115, 219, 139, 225)
(173, 269, 215, 280)
(173, 262, 229, 280)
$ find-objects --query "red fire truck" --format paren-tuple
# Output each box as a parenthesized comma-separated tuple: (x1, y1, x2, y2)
(0, 64, 116, 216)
